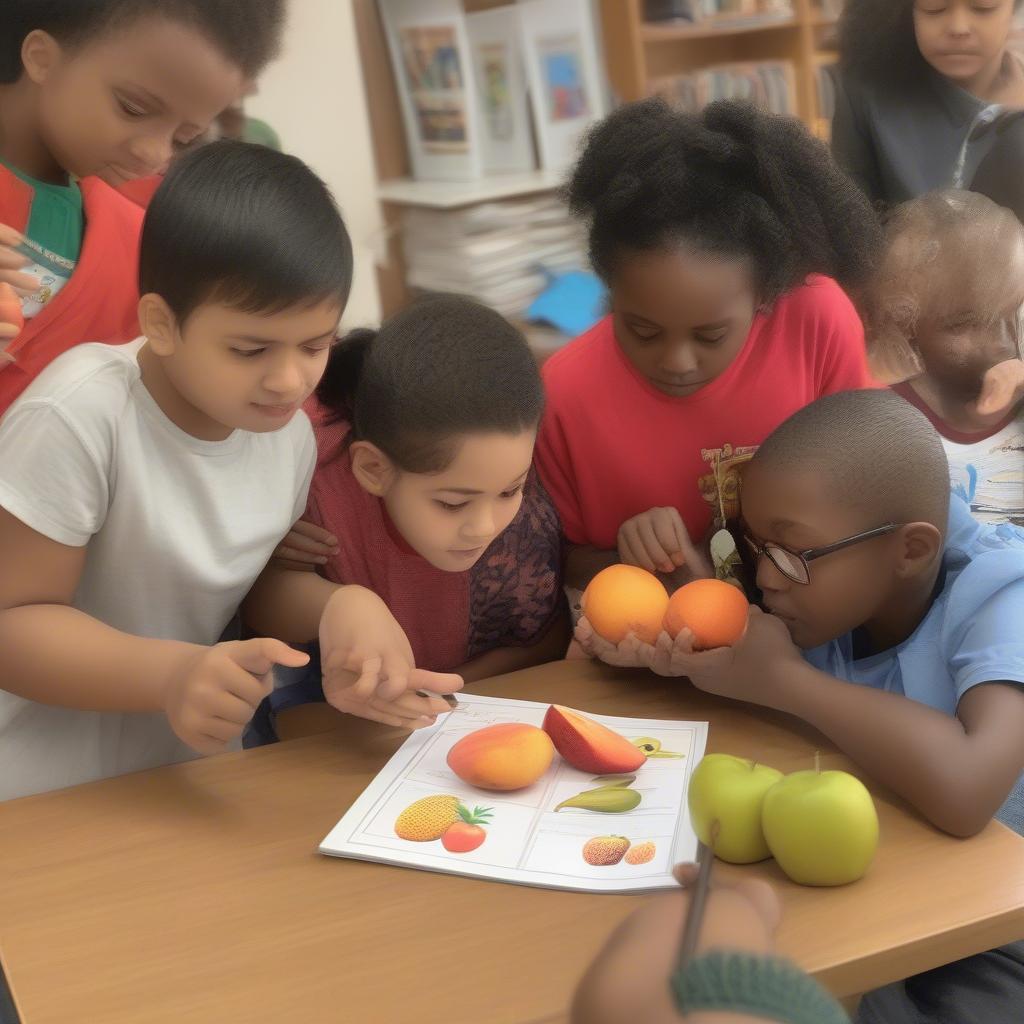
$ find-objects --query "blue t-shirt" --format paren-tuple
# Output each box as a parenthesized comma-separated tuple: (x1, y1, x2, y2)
(804, 496, 1024, 833)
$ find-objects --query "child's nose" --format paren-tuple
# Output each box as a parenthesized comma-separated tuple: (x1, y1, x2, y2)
(129, 134, 174, 176)
(463, 507, 495, 540)
(947, 8, 971, 35)
(263, 357, 305, 396)
(661, 341, 699, 376)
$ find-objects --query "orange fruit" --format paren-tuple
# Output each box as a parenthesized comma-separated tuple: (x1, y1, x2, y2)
(583, 565, 669, 644)
(663, 578, 749, 650)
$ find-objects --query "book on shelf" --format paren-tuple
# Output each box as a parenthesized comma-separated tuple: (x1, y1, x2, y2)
(644, 0, 793, 27)
(652, 60, 797, 117)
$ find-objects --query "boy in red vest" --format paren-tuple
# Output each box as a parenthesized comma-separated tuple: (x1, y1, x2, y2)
(0, 0, 286, 414)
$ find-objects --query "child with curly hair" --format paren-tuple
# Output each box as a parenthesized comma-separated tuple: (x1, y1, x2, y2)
(534, 98, 880, 639)
(834, 0, 1024, 207)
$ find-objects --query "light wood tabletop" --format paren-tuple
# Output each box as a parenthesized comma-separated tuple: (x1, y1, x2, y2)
(2, 660, 1023, 1024)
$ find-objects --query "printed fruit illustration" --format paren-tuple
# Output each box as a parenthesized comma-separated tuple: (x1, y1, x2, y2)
(632, 737, 683, 759)
(441, 805, 493, 854)
(762, 768, 879, 887)
(625, 841, 656, 865)
(582, 564, 669, 644)
(447, 723, 555, 791)
(583, 836, 630, 866)
(543, 705, 646, 775)
(555, 777, 642, 813)
(394, 794, 462, 842)
(0, 282, 24, 334)
(688, 754, 783, 864)
(663, 578, 749, 649)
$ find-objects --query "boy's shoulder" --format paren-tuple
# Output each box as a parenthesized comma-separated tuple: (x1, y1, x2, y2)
(931, 499, 1024, 655)
(6, 339, 143, 424)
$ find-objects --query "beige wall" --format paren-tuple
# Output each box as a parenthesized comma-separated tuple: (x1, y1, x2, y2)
(247, 0, 383, 328)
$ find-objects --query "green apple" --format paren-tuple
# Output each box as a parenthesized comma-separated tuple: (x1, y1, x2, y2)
(761, 769, 879, 886)
(687, 753, 784, 864)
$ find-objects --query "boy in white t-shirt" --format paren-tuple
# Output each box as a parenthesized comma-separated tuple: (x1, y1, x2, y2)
(866, 190, 1024, 526)
(0, 141, 460, 801)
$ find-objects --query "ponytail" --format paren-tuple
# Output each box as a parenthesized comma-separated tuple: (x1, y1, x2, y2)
(316, 326, 376, 427)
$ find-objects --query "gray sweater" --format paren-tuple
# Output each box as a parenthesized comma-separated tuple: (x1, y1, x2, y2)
(831, 66, 1023, 206)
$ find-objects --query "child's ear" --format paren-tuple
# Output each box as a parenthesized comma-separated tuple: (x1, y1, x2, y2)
(21, 31, 63, 85)
(350, 442, 395, 497)
(894, 522, 943, 580)
(138, 294, 180, 356)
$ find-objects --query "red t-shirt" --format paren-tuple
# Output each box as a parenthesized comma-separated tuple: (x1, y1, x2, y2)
(305, 405, 564, 673)
(0, 168, 142, 415)
(535, 275, 873, 549)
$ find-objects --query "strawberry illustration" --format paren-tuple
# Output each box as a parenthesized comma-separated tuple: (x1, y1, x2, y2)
(441, 805, 493, 853)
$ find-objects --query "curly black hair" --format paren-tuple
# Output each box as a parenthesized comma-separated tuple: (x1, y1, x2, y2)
(567, 97, 882, 303)
(839, 0, 1024, 84)
(0, 0, 286, 84)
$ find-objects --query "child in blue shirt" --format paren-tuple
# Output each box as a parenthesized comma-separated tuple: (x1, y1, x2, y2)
(639, 388, 1024, 1023)
(636, 388, 1024, 838)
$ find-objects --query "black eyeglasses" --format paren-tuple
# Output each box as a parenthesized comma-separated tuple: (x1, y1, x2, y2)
(742, 524, 902, 585)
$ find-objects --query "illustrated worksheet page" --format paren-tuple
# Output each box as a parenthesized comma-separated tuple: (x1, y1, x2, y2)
(321, 694, 708, 892)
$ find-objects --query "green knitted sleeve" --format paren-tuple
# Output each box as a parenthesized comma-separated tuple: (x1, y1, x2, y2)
(671, 951, 851, 1024)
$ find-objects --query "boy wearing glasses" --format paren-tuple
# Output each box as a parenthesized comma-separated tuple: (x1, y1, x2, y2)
(583, 388, 1024, 842)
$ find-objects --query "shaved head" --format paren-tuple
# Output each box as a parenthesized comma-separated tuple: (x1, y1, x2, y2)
(751, 390, 950, 534)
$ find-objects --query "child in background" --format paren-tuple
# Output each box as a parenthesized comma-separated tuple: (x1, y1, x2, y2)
(865, 190, 1024, 525)
(245, 295, 567, 742)
(0, 0, 286, 412)
(536, 98, 879, 607)
(834, 0, 1024, 207)
(0, 141, 372, 801)
(643, 389, 1024, 1024)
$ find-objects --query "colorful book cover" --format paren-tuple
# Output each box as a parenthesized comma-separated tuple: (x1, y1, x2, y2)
(321, 694, 708, 892)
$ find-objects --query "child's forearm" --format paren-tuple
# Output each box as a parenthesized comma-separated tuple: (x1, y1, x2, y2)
(0, 604, 198, 712)
(243, 566, 342, 642)
(772, 663, 1007, 837)
(457, 607, 572, 683)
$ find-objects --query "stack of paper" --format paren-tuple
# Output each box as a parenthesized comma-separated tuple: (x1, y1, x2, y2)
(400, 195, 588, 318)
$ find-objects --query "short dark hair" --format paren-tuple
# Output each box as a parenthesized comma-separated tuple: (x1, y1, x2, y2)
(567, 98, 882, 302)
(317, 293, 545, 474)
(752, 389, 950, 532)
(139, 140, 352, 325)
(0, 0, 285, 84)
(839, 0, 1024, 85)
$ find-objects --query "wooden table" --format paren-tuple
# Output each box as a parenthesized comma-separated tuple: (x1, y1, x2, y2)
(2, 661, 1023, 1024)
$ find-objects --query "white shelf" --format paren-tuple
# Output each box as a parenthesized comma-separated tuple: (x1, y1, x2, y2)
(377, 169, 567, 210)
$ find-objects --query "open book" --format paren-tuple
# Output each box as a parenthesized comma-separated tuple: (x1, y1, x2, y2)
(320, 694, 708, 893)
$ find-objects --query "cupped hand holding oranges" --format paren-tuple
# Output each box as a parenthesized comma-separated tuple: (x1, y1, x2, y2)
(577, 565, 750, 671)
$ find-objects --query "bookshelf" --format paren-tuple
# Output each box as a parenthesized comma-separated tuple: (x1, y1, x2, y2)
(600, 0, 840, 137)
(352, 0, 842, 319)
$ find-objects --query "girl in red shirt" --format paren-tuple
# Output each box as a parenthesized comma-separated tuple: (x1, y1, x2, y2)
(248, 294, 568, 742)
(535, 98, 882, 598)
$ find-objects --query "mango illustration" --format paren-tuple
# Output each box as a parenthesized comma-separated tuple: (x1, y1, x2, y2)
(543, 705, 646, 775)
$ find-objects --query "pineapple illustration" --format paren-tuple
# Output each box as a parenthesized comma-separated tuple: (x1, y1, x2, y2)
(582, 836, 630, 866)
(625, 841, 656, 865)
(394, 795, 462, 842)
